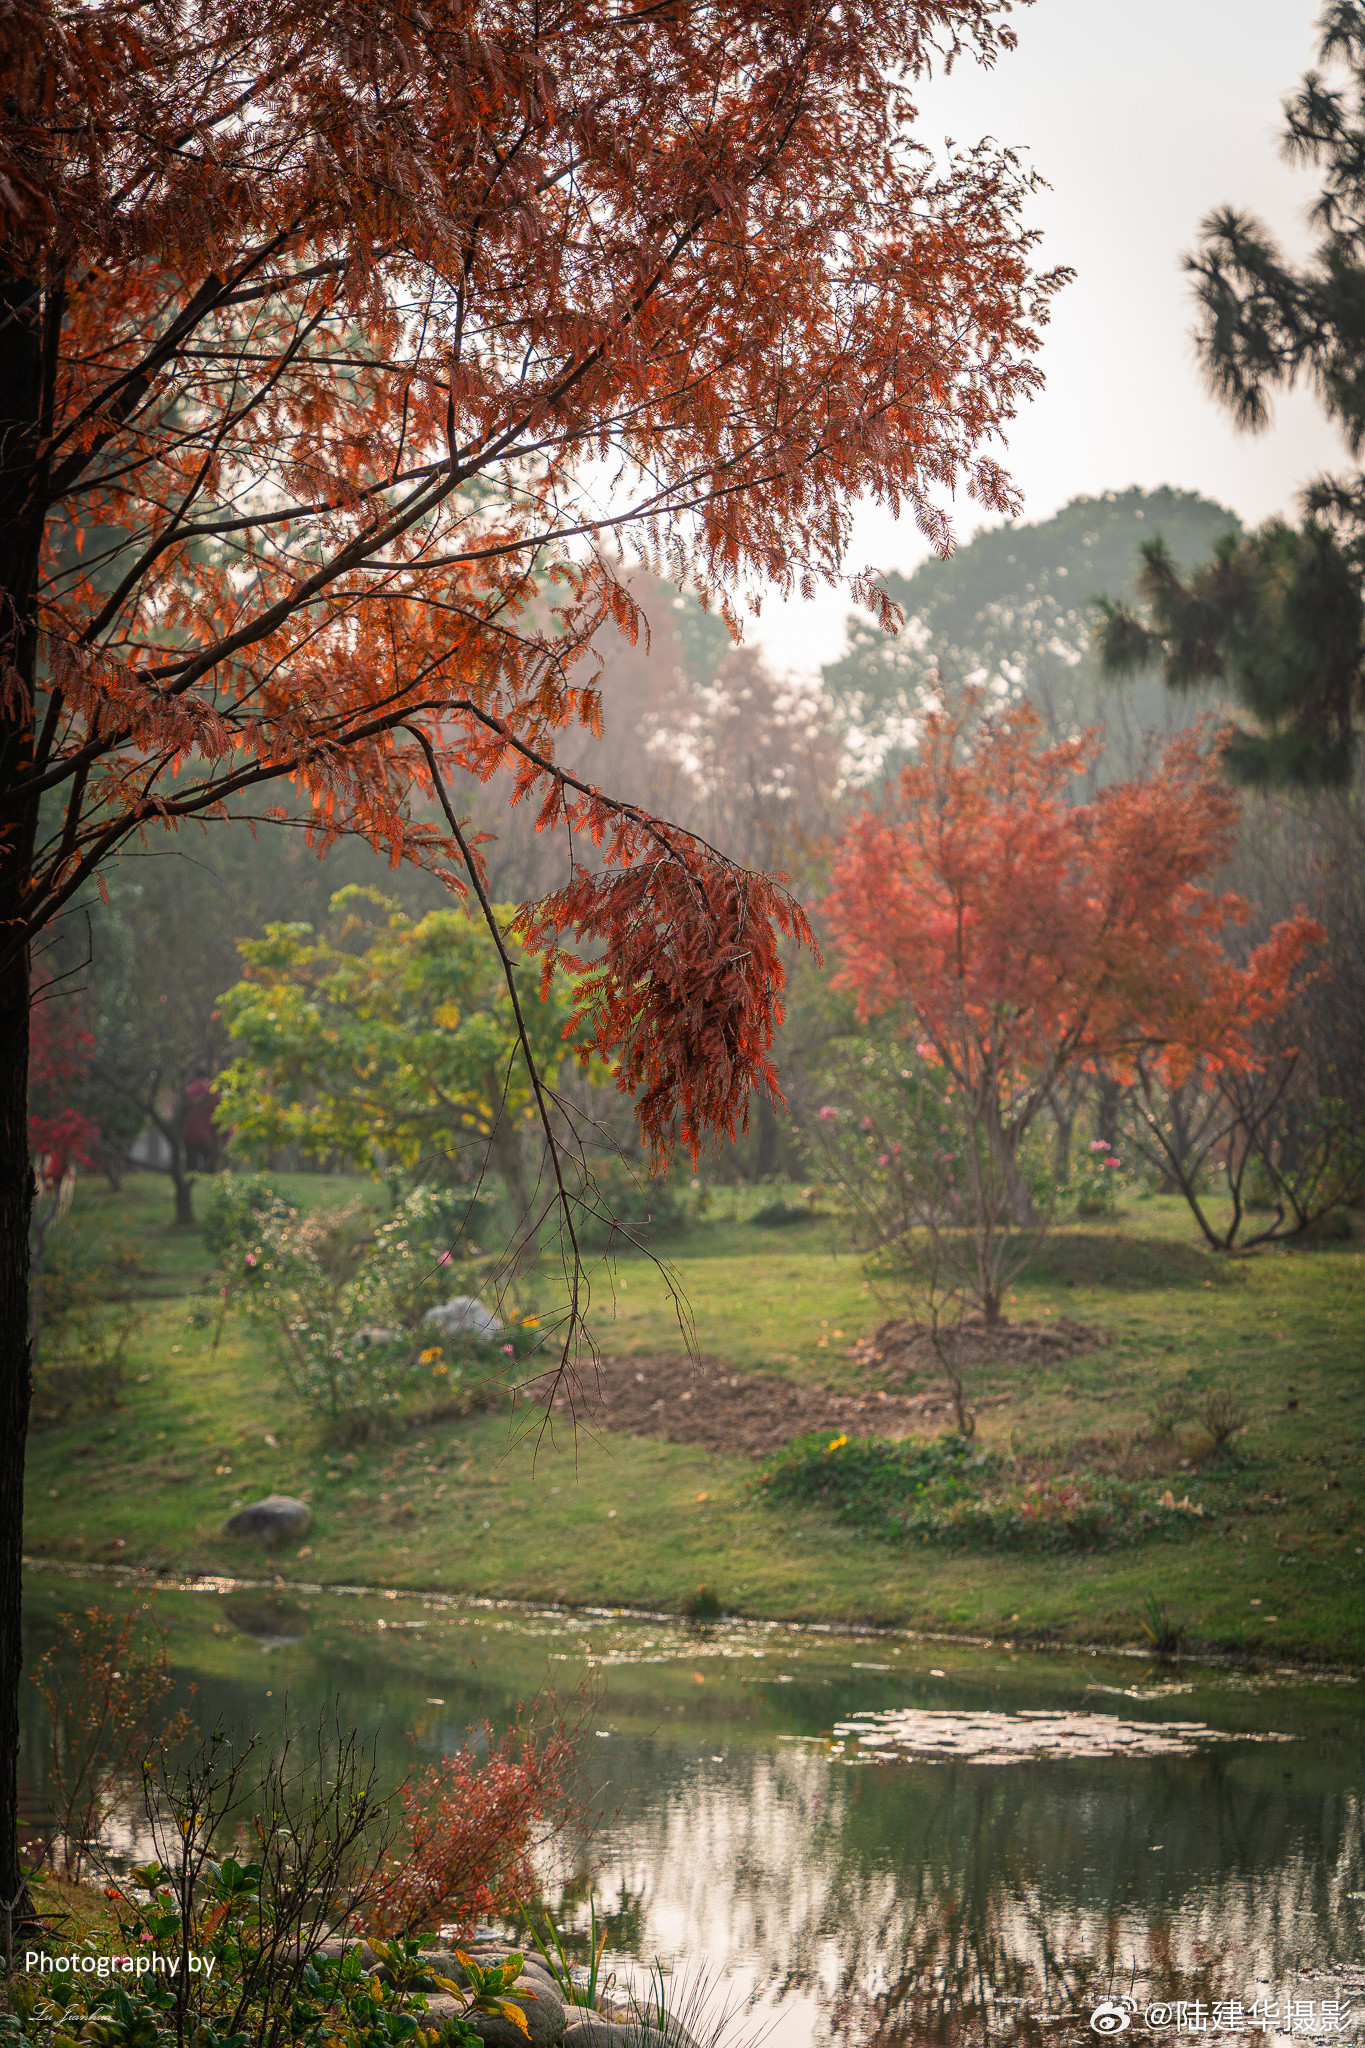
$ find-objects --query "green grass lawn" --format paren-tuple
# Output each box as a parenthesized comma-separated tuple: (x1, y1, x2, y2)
(22, 1171, 1365, 1663)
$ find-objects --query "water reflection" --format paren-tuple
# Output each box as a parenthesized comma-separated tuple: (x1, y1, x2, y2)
(18, 1575, 1365, 2048)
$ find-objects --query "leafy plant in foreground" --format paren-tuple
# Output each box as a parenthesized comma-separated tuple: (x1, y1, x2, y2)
(520, 1895, 612, 2011)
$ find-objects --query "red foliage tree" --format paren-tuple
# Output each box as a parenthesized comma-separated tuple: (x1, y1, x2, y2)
(27, 990, 98, 1194)
(824, 692, 1322, 1222)
(0, 0, 1066, 1899)
(369, 1705, 585, 1940)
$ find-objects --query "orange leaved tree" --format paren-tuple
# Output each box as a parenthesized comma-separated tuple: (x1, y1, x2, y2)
(824, 692, 1322, 1225)
(0, 0, 1065, 1897)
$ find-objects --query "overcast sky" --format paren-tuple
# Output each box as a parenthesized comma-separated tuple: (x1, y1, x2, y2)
(742, 0, 1346, 679)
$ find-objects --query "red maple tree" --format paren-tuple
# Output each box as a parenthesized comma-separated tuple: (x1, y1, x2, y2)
(0, 0, 1066, 1896)
(824, 692, 1322, 1221)
(27, 989, 99, 1195)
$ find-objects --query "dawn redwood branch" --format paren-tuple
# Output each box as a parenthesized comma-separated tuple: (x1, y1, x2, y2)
(404, 722, 590, 1427)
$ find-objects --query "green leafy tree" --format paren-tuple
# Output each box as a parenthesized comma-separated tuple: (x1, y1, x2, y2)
(216, 892, 592, 1248)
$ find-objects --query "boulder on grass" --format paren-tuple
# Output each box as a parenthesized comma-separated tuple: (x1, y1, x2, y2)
(424, 1296, 502, 1341)
(221, 1495, 312, 1545)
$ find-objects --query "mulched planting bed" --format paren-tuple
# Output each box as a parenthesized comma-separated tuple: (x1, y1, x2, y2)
(846, 1314, 1108, 1378)
(529, 1350, 961, 1457)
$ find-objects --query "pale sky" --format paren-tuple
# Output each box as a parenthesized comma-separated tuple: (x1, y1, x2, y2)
(743, 0, 1347, 679)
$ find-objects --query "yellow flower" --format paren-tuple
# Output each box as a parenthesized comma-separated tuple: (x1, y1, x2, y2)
(521, 1315, 539, 1328)
(419, 1346, 443, 1364)
(826, 1434, 848, 1453)
(432, 1362, 450, 1378)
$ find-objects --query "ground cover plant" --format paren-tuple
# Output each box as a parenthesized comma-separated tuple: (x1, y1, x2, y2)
(18, 1173, 1364, 1664)
(756, 1431, 1215, 1553)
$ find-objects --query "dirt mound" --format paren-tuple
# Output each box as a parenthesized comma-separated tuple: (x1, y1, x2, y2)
(528, 1317, 1108, 1461)
(847, 1315, 1108, 1378)
(531, 1353, 963, 1460)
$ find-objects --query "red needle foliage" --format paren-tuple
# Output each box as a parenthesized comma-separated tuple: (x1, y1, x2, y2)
(0, 0, 1066, 1897)
(825, 692, 1323, 1193)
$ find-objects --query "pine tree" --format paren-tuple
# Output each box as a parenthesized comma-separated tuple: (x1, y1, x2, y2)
(1098, 2, 1365, 784)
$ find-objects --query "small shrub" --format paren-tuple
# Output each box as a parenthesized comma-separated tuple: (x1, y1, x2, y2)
(682, 1584, 723, 1621)
(1070, 1139, 1127, 1218)
(209, 1177, 519, 1432)
(1149, 1385, 1191, 1440)
(758, 1433, 1210, 1553)
(369, 1699, 589, 1938)
(1303, 1207, 1353, 1241)
(1192, 1385, 1247, 1459)
(573, 1155, 693, 1251)
(30, 1233, 149, 1426)
(751, 1200, 819, 1228)
(28, 1604, 194, 1879)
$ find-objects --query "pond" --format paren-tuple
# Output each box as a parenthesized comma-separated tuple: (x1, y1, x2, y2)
(19, 1570, 1365, 2048)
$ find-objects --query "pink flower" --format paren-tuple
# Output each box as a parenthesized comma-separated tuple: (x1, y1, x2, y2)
(1089, 1139, 1108, 1152)
(891, 1143, 902, 1155)
(438, 1250, 452, 1266)
(1106, 1157, 1121, 1169)
(819, 1106, 837, 1121)
(502, 1342, 514, 1354)
(878, 1154, 890, 1166)
(244, 1252, 257, 1267)
(860, 1116, 874, 1131)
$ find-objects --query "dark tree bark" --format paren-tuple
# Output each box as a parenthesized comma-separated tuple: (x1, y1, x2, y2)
(0, 257, 49, 1923)
(147, 1092, 196, 1229)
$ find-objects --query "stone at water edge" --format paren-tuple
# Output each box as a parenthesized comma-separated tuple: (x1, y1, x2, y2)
(460, 1991, 568, 2048)
(424, 1295, 503, 1340)
(561, 2023, 639, 2048)
(221, 1495, 312, 1544)
(421, 1951, 561, 1999)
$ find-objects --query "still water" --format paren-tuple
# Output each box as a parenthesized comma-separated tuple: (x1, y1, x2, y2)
(19, 1571, 1365, 2048)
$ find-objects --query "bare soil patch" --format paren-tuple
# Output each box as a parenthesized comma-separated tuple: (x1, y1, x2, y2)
(528, 1315, 1108, 1461)
(847, 1314, 1108, 1379)
(533, 1352, 955, 1457)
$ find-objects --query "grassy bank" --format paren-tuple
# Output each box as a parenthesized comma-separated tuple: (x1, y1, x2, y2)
(21, 1173, 1365, 1662)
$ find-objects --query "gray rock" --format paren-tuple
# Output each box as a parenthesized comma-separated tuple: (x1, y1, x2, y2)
(460, 1990, 566, 2048)
(424, 1296, 503, 1340)
(428, 1949, 563, 2005)
(221, 1494, 312, 1544)
(564, 2010, 703, 2048)
(561, 2021, 644, 2048)
(311, 1938, 379, 1969)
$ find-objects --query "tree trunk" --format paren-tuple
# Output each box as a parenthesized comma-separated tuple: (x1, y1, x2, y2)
(0, 258, 52, 1929)
(755, 1094, 778, 1179)
(486, 1099, 538, 1272)
(151, 1094, 196, 1228)
(980, 1097, 1035, 1226)
(0, 952, 33, 1935)
(1048, 1091, 1075, 1186)
(1096, 1075, 1121, 1152)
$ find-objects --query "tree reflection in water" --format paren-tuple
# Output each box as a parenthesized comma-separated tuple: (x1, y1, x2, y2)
(18, 1588, 1364, 2048)
(588, 1744, 1362, 2046)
